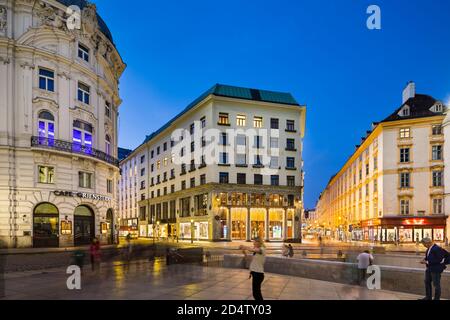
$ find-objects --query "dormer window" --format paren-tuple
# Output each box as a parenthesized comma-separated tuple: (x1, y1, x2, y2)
(78, 43, 90, 62)
(434, 103, 443, 113)
(400, 106, 410, 117)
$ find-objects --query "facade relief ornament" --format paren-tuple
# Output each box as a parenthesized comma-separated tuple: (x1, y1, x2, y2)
(0, 6, 7, 36)
(82, 4, 98, 35)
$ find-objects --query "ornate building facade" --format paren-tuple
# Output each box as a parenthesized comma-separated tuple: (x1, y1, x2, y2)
(316, 82, 449, 244)
(0, 0, 125, 248)
(119, 84, 306, 242)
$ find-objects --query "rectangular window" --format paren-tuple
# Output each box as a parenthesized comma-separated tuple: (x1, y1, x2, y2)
(286, 157, 295, 169)
(190, 123, 195, 135)
(190, 177, 195, 188)
(218, 113, 229, 125)
(254, 174, 263, 185)
(140, 168, 145, 176)
(77, 82, 90, 104)
(105, 101, 111, 118)
(200, 174, 206, 185)
(433, 199, 443, 215)
(286, 120, 295, 131)
(237, 173, 246, 184)
(107, 179, 113, 193)
(220, 132, 228, 145)
(140, 155, 145, 164)
(163, 142, 167, 151)
(400, 172, 410, 188)
(181, 180, 186, 190)
(190, 141, 195, 152)
(219, 152, 228, 165)
(79, 171, 93, 189)
(254, 136, 263, 148)
(374, 156, 378, 170)
(237, 115, 246, 126)
(236, 154, 246, 166)
(38, 166, 54, 184)
(157, 146, 160, 155)
(432, 171, 443, 187)
(270, 118, 279, 129)
(236, 134, 246, 146)
(201, 117, 206, 128)
(270, 137, 279, 149)
(140, 180, 145, 190)
(39, 68, 54, 92)
(270, 156, 279, 169)
(400, 199, 410, 215)
(171, 184, 175, 193)
(287, 176, 295, 187)
(254, 155, 263, 166)
(219, 172, 229, 184)
(78, 43, 90, 62)
(271, 175, 279, 186)
(254, 116, 263, 128)
(432, 125, 443, 135)
(286, 139, 295, 150)
(400, 148, 410, 163)
(399, 128, 410, 139)
(432, 145, 443, 160)
(151, 150, 154, 158)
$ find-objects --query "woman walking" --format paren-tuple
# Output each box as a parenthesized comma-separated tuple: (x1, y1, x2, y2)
(240, 238, 266, 301)
(89, 237, 101, 272)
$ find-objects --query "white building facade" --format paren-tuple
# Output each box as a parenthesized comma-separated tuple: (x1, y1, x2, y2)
(0, 0, 125, 248)
(119, 84, 306, 242)
(316, 82, 449, 243)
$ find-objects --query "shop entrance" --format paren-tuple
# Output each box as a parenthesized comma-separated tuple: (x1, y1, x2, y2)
(74, 205, 95, 246)
(33, 203, 59, 248)
(250, 209, 266, 240)
(231, 208, 247, 240)
(269, 209, 284, 240)
(106, 209, 114, 244)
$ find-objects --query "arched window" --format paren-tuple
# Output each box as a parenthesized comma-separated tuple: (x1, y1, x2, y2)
(105, 134, 111, 155)
(73, 120, 93, 154)
(38, 111, 55, 146)
(33, 202, 59, 248)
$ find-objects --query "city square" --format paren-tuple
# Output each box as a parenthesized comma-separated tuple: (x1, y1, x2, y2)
(0, 0, 449, 305)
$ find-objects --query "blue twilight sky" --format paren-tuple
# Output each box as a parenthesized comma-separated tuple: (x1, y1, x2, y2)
(94, 0, 450, 209)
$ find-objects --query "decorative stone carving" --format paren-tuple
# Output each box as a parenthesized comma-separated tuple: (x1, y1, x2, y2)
(82, 4, 98, 35)
(0, 6, 6, 36)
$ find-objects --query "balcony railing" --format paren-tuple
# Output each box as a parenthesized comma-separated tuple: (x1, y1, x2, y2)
(31, 136, 119, 167)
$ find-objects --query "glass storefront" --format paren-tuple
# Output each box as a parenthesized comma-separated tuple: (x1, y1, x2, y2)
(269, 209, 283, 240)
(195, 222, 209, 240)
(33, 203, 59, 248)
(250, 209, 265, 240)
(180, 222, 192, 239)
(159, 224, 168, 238)
(231, 208, 246, 240)
(147, 224, 154, 237)
(286, 209, 294, 239)
(139, 225, 147, 237)
(434, 228, 445, 242)
(399, 228, 413, 242)
(219, 208, 228, 239)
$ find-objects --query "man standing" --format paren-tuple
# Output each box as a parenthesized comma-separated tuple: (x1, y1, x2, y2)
(419, 238, 448, 300)
(356, 250, 374, 286)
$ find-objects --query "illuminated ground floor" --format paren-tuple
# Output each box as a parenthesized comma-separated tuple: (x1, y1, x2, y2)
(334, 216, 448, 243)
(136, 183, 303, 242)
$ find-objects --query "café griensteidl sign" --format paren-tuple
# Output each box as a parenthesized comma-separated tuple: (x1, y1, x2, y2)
(54, 190, 112, 202)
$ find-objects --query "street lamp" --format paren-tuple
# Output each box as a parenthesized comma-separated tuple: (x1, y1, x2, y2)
(190, 219, 195, 243)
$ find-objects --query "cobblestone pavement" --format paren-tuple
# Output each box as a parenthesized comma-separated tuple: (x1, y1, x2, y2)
(0, 259, 422, 300)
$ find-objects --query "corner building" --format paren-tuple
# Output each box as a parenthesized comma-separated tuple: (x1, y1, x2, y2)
(119, 84, 306, 242)
(0, 0, 125, 248)
(316, 82, 449, 243)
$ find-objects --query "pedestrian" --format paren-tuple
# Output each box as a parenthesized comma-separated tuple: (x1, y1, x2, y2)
(239, 237, 266, 301)
(72, 249, 85, 272)
(282, 244, 289, 258)
(356, 250, 374, 286)
(419, 238, 449, 300)
(125, 233, 133, 268)
(288, 244, 294, 258)
(89, 237, 101, 272)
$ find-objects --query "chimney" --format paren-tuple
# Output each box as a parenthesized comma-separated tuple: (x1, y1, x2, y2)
(402, 81, 415, 104)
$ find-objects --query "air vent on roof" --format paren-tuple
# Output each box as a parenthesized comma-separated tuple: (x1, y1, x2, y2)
(250, 89, 262, 101)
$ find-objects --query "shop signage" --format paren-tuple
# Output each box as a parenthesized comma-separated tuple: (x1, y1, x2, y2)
(53, 190, 111, 202)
